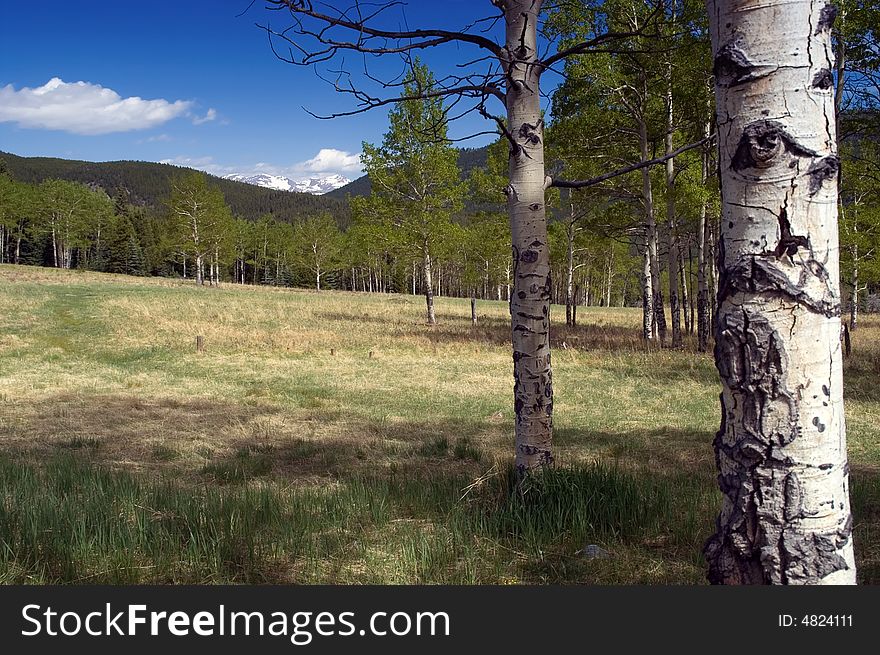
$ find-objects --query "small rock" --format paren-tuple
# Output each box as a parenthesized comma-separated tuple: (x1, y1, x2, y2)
(577, 544, 611, 559)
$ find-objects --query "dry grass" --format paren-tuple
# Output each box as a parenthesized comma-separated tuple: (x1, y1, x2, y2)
(0, 263, 878, 584)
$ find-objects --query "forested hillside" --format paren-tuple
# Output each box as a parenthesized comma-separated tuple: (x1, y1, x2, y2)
(324, 145, 490, 200)
(0, 151, 348, 224)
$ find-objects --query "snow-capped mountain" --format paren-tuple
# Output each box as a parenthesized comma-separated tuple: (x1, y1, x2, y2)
(223, 173, 350, 195)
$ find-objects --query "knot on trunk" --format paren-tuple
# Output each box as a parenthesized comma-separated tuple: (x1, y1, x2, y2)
(815, 4, 838, 34)
(807, 156, 840, 195)
(731, 121, 817, 174)
(714, 39, 768, 87)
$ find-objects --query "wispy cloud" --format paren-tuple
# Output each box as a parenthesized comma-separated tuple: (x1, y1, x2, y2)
(157, 155, 240, 178)
(192, 108, 217, 125)
(139, 133, 172, 144)
(0, 78, 193, 135)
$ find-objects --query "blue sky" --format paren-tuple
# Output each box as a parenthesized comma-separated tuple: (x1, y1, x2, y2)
(0, 0, 509, 180)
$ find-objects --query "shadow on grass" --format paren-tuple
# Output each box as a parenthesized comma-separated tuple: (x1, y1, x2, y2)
(850, 465, 880, 585)
(554, 426, 717, 478)
(317, 308, 718, 355)
(0, 454, 718, 584)
(3, 391, 877, 584)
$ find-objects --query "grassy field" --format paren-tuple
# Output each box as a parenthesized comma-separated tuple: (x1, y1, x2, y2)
(0, 264, 878, 584)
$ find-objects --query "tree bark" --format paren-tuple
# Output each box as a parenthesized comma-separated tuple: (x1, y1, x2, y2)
(423, 250, 436, 325)
(565, 219, 575, 326)
(704, 0, 856, 585)
(666, 70, 682, 349)
(639, 117, 663, 342)
(641, 243, 654, 341)
(697, 193, 711, 353)
(605, 249, 614, 308)
(850, 251, 858, 331)
(503, 1, 553, 473)
(681, 242, 692, 334)
(51, 224, 59, 268)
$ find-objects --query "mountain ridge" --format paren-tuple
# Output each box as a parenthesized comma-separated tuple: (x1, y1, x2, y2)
(223, 172, 351, 195)
(0, 151, 350, 225)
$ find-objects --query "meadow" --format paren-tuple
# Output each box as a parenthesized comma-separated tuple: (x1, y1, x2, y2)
(0, 264, 878, 584)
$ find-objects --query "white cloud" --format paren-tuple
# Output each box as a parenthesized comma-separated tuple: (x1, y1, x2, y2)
(291, 148, 363, 175)
(139, 133, 172, 143)
(192, 108, 217, 125)
(0, 78, 193, 135)
(156, 148, 365, 182)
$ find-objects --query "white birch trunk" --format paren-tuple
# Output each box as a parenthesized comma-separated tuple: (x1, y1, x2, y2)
(641, 244, 654, 341)
(423, 250, 436, 325)
(705, 0, 856, 584)
(698, 119, 712, 352)
(666, 69, 682, 349)
(503, 0, 553, 472)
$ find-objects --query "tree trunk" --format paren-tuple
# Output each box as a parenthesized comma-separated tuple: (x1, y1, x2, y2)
(697, 192, 711, 353)
(850, 253, 858, 332)
(641, 243, 654, 341)
(565, 220, 575, 327)
(704, 0, 856, 585)
(681, 242, 692, 334)
(471, 294, 477, 326)
(639, 117, 661, 342)
(196, 254, 204, 286)
(666, 70, 682, 349)
(605, 249, 614, 308)
(504, 1, 553, 473)
(51, 224, 59, 268)
(423, 250, 436, 325)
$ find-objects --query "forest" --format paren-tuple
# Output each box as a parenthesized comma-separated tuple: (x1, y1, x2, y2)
(0, 0, 878, 586)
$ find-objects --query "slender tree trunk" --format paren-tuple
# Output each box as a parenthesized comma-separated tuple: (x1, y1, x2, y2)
(639, 118, 661, 341)
(605, 248, 614, 308)
(566, 220, 575, 326)
(666, 70, 682, 349)
(678, 249, 694, 334)
(641, 243, 654, 341)
(504, 1, 553, 472)
(423, 250, 436, 325)
(51, 224, 59, 268)
(704, 0, 856, 584)
(850, 251, 858, 331)
(697, 196, 711, 352)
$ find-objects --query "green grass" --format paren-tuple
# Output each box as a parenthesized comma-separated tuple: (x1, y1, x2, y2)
(0, 455, 714, 584)
(0, 264, 878, 584)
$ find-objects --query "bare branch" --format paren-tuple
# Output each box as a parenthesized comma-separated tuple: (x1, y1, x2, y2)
(548, 134, 716, 190)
